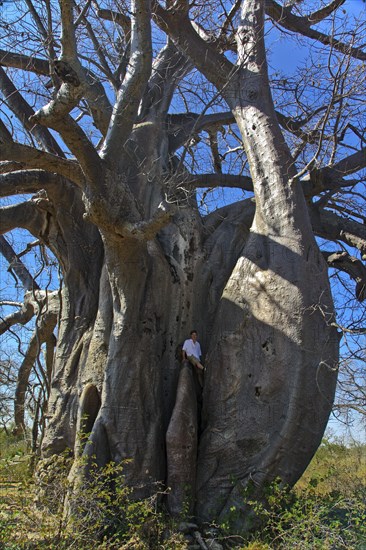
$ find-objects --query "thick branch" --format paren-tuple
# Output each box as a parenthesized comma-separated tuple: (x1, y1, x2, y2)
(0, 67, 65, 156)
(97, 8, 131, 40)
(1, 50, 112, 136)
(310, 205, 366, 259)
(278, 127, 364, 197)
(0, 50, 50, 75)
(203, 197, 255, 237)
(140, 40, 190, 119)
(189, 173, 253, 191)
(0, 162, 24, 174)
(122, 200, 174, 240)
(185, 165, 358, 198)
(0, 142, 84, 187)
(331, 148, 366, 176)
(29, 78, 82, 124)
(0, 201, 48, 238)
(266, 0, 366, 60)
(26, 4, 106, 176)
(323, 250, 366, 302)
(202, 199, 255, 320)
(276, 109, 332, 145)
(0, 236, 40, 292)
(0, 301, 35, 335)
(301, 166, 359, 196)
(0, 170, 61, 198)
(101, 0, 153, 167)
(309, 0, 346, 24)
(60, 0, 78, 59)
(14, 333, 39, 433)
(168, 111, 235, 152)
(29, 112, 103, 186)
(0, 120, 12, 143)
(153, 1, 233, 90)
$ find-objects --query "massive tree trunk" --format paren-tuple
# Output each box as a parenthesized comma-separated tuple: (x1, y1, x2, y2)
(40, 113, 338, 528)
(4, 0, 361, 535)
(36, 113, 258, 521)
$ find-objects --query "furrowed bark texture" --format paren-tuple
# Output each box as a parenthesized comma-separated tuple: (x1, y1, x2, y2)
(39, 185, 105, 455)
(194, 0, 339, 525)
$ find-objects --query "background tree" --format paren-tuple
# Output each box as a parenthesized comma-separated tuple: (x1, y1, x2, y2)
(0, 235, 58, 450)
(0, 0, 365, 531)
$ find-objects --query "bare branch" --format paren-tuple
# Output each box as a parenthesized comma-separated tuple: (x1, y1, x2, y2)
(0, 301, 36, 335)
(219, 0, 242, 39)
(152, 0, 233, 90)
(331, 149, 366, 176)
(309, 0, 346, 24)
(101, 0, 153, 167)
(189, 173, 253, 191)
(26, 3, 108, 164)
(0, 66, 65, 156)
(299, 149, 365, 197)
(0, 49, 50, 75)
(0, 119, 12, 143)
(1, 50, 112, 136)
(323, 250, 366, 302)
(0, 201, 49, 238)
(140, 40, 190, 119)
(310, 205, 366, 259)
(28, 112, 103, 185)
(24, 0, 58, 61)
(0, 142, 84, 187)
(0, 235, 40, 292)
(168, 111, 235, 152)
(97, 8, 131, 40)
(301, 167, 359, 196)
(0, 170, 60, 198)
(266, 0, 366, 60)
(73, 1, 116, 86)
(276, 108, 336, 145)
(122, 200, 175, 241)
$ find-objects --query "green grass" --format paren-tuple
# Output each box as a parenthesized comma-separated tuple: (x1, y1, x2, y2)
(296, 438, 366, 496)
(0, 432, 365, 549)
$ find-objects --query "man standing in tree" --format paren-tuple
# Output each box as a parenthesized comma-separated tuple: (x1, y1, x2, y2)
(182, 330, 205, 386)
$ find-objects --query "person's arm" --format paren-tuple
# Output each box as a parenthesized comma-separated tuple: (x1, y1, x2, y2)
(198, 343, 202, 360)
(182, 341, 188, 362)
(198, 343, 204, 370)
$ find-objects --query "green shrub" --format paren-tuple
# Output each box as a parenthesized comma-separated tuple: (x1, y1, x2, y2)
(238, 480, 366, 549)
(0, 448, 189, 549)
(0, 429, 31, 484)
(1, 433, 365, 549)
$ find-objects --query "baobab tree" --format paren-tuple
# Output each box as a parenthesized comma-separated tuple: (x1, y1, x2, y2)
(0, 0, 365, 531)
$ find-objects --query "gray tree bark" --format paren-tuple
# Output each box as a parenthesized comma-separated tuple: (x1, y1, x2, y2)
(1, 0, 365, 534)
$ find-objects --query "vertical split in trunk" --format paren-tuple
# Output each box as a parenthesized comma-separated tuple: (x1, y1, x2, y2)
(166, 363, 198, 516)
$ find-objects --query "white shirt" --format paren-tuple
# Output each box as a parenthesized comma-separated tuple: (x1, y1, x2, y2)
(183, 338, 202, 360)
